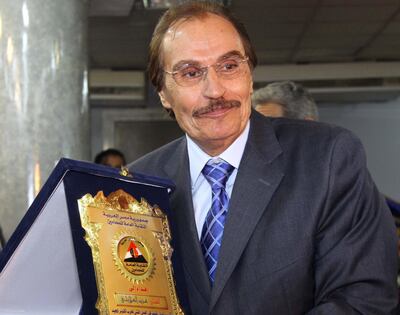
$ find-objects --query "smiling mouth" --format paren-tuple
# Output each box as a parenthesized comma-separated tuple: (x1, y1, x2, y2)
(193, 99, 241, 117)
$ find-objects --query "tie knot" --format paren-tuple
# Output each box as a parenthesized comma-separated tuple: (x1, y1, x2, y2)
(202, 159, 234, 190)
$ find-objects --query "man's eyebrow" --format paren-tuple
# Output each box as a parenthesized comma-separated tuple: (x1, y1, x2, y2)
(217, 50, 244, 61)
(171, 50, 245, 71)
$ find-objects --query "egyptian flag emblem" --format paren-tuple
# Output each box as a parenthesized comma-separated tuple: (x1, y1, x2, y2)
(124, 239, 148, 263)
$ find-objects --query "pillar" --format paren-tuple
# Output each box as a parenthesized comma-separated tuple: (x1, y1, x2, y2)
(0, 0, 89, 241)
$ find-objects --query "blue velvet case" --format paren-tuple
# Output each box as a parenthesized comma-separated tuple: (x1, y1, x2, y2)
(0, 158, 175, 315)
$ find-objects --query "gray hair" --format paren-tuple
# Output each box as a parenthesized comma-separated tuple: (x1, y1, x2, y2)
(252, 81, 319, 120)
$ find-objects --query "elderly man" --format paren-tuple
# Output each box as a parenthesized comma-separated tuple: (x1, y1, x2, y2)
(129, 2, 398, 314)
(252, 80, 319, 120)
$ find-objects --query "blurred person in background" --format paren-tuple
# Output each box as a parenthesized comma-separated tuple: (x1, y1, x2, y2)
(252, 80, 318, 121)
(94, 148, 126, 168)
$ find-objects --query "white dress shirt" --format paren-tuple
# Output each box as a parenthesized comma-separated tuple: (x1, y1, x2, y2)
(186, 121, 250, 239)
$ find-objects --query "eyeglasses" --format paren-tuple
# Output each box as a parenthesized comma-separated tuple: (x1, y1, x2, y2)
(164, 56, 249, 87)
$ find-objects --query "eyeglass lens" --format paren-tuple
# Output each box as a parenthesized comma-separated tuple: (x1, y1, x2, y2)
(172, 56, 248, 87)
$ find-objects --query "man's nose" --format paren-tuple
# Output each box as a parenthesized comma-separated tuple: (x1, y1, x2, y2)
(201, 67, 226, 99)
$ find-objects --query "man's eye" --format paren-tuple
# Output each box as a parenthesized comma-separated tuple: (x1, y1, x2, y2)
(220, 60, 240, 72)
(179, 67, 203, 79)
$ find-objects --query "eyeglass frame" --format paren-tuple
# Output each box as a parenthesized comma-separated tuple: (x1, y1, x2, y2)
(163, 55, 249, 87)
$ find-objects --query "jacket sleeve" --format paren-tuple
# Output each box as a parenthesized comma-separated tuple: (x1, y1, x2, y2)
(306, 130, 398, 314)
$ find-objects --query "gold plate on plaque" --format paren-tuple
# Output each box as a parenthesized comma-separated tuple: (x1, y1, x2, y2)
(78, 189, 183, 315)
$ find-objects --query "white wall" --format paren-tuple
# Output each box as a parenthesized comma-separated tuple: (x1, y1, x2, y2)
(319, 97, 400, 201)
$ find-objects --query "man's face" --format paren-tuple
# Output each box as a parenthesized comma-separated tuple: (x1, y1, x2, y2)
(255, 102, 284, 118)
(159, 14, 253, 156)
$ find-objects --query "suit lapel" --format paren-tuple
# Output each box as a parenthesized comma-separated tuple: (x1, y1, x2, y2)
(163, 138, 212, 303)
(209, 112, 285, 310)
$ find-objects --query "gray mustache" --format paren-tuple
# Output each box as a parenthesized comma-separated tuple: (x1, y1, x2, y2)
(193, 99, 241, 117)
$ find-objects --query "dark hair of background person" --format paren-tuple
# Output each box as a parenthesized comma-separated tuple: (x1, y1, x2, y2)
(252, 80, 319, 120)
(148, 1, 258, 96)
(94, 148, 126, 168)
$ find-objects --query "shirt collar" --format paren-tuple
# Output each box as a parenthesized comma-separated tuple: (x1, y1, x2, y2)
(186, 120, 250, 188)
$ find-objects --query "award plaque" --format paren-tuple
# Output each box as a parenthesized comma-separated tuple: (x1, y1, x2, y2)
(78, 189, 183, 315)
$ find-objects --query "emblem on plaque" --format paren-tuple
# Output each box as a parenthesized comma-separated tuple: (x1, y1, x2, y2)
(114, 235, 155, 282)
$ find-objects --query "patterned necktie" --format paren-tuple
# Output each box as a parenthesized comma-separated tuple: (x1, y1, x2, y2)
(200, 159, 234, 283)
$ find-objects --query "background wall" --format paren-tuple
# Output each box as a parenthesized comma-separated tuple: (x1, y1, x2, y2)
(91, 107, 183, 163)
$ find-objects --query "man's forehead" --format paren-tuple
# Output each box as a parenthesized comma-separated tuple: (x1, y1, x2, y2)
(161, 13, 244, 65)
(165, 13, 233, 39)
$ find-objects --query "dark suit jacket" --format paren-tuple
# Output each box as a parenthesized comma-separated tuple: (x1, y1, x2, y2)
(129, 110, 398, 315)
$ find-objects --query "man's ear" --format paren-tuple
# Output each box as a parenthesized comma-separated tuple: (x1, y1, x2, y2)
(158, 90, 172, 110)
